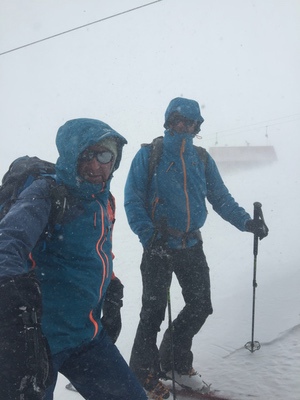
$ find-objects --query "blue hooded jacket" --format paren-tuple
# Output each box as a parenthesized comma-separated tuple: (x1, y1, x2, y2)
(124, 98, 251, 249)
(0, 118, 127, 354)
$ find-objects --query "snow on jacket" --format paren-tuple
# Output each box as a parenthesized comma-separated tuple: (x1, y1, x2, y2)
(124, 111, 251, 250)
(0, 118, 127, 354)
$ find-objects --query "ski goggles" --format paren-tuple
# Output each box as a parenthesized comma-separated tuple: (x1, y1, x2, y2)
(169, 115, 196, 127)
(79, 150, 114, 164)
(166, 114, 201, 132)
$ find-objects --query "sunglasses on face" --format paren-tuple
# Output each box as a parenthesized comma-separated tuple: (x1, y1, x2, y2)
(79, 150, 114, 164)
(169, 115, 196, 127)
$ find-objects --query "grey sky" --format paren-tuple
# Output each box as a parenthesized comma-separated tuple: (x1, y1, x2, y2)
(0, 0, 299, 173)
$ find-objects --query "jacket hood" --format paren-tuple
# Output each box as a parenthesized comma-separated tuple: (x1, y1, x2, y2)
(55, 118, 127, 197)
(164, 97, 204, 128)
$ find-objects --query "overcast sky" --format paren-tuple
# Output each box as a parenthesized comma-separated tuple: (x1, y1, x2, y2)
(0, 0, 299, 175)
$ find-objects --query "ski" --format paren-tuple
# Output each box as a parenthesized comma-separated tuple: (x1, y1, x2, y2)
(160, 380, 231, 400)
(169, 386, 231, 400)
(166, 383, 257, 400)
(161, 378, 235, 400)
(67, 378, 232, 400)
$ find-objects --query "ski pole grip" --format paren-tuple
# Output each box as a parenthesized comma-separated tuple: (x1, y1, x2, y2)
(253, 202, 262, 221)
(253, 202, 261, 256)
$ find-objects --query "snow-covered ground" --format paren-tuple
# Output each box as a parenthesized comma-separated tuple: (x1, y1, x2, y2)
(53, 140, 300, 400)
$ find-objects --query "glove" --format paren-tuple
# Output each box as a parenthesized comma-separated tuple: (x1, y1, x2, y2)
(148, 237, 170, 258)
(101, 278, 124, 343)
(246, 219, 269, 240)
(0, 273, 53, 399)
(148, 219, 169, 258)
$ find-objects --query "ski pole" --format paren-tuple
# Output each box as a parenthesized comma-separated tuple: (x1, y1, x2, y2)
(245, 202, 263, 353)
(167, 287, 176, 399)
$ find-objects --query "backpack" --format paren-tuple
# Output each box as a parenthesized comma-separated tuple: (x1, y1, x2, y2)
(142, 136, 208, 187)
(0, 155, 116, 236)
(0, 156, 69, 233)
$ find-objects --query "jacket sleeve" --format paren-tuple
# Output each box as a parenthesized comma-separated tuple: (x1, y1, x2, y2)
(0, 179, 52, 278)
(124, 147, 155, 247)
(205, 154, 251, 231)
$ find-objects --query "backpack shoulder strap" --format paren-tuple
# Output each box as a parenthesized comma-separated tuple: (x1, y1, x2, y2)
(140, 139, 209, 231)
(48, 182, 69, 227)
(141, 136, 164, 187)
(141, 138, 208, 187)
(194, 145, 209, 171)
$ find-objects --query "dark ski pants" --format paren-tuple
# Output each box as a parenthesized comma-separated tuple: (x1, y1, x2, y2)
(44, 330, 147, 400)
(129, 241, 213, 384)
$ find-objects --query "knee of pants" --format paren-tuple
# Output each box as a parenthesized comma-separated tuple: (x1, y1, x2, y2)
(177, 301, 212, 333)
(190, 305, 213, 326)
(140, 304, 166, 332)
(186, 293, 213, 317)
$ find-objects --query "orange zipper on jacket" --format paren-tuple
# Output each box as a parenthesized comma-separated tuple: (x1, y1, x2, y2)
(89, 198, 111, 338)
(89, 310, 99, 338)
(28, 253, 36, 268)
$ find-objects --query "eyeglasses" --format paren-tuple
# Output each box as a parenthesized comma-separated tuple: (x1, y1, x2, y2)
(79, 150, 114, 164)
(168, 115, 196, 127)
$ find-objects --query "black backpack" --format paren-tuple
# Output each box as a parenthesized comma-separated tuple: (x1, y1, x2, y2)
(0, 155, 116, 236)
(142, 136, 208, 187)
(0, 156, 69, 233)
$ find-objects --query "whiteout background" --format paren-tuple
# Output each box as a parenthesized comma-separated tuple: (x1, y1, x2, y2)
(0, 1, 299, 399)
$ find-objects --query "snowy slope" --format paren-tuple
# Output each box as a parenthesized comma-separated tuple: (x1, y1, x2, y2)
(53, 141, 300, 400)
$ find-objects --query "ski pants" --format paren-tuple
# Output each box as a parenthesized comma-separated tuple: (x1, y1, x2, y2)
(44, 329, 147, 400)
(129, 241, 213, 383)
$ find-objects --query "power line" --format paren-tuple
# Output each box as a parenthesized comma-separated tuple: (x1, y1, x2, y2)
(0, 0, 163, 56)
(205, 114, 300, 139)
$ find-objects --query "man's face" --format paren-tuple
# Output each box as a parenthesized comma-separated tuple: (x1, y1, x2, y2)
(168, 115, 197, 134)
(77, 144, 115, 184)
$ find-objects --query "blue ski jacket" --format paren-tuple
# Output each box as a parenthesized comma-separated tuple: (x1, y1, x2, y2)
(0, 118, 127, 354)
(124, 100, 251, 249)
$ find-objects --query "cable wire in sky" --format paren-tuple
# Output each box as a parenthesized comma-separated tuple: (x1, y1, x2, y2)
(0, 0, 163, 56)
(205, 113, 300, 139)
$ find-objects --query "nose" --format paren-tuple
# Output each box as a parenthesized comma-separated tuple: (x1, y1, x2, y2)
(89, 157, 102, 169)
(90, 158, 112, 181)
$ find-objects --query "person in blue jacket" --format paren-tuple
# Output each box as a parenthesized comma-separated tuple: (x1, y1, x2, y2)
(0, 118, 147, 400)
(124, 97, 269, 399)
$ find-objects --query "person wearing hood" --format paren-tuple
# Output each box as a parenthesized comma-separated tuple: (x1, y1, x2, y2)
(124, 98, 269, 399)
(0, 118, 147, 400)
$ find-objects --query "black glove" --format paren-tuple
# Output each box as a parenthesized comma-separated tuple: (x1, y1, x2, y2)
(0, 273, 53, 400)
(246, 219, 269, 240)
(148, 218, 170, 258)
(148, 236, 170, 258)
(101, 278, 124, 344)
